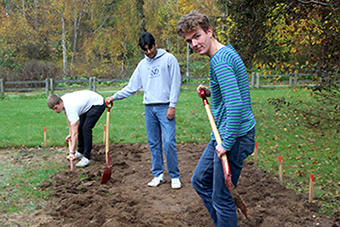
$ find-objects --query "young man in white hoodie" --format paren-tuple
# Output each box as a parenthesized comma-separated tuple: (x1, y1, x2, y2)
(105, 32, 182, 189)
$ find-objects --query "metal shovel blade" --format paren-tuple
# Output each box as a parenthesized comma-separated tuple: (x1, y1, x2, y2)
(101, 165, 112, 184)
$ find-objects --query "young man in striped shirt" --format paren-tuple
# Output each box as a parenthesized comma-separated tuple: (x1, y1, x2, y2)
(177, 10, 256, 227)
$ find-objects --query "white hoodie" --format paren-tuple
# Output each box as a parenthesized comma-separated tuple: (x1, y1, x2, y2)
(112, 49, 181, 108)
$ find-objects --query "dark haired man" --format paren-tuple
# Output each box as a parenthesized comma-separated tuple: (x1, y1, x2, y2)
(105, 32, 182, 189)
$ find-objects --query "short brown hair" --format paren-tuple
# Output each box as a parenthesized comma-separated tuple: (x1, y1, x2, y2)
(47, 94, 62, 109)
(176, 10, 212, 38)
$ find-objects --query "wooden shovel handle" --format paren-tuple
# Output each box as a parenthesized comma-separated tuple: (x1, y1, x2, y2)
(202, 101, 230, 178)
(105, 103, 111, 166)
(200, 89, 230, 177)
(68, 140, 74, 171)
(200, 89, 247, 218)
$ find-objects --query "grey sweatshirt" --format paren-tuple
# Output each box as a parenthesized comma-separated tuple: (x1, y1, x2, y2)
(112, 49, 181, 108)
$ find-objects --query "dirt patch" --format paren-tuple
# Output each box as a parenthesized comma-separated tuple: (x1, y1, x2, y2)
(2, 143, 340, 226)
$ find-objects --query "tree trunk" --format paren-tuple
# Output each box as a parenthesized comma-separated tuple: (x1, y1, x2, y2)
(62, 2, 67, 77)
(176, 0, 179, 54)
(166, 2, 171, 51)
(136, 0, 147, 35)
(22, 0, 26, 19)
(34, 0, 39, 33)
(70, 1, 84, 73)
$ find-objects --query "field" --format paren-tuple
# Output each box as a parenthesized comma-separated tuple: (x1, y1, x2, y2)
(0, 87, 340, 226)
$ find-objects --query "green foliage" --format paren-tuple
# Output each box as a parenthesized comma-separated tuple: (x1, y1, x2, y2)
(0, 41, 17, 70)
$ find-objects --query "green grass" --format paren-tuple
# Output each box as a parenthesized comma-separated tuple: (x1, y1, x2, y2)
(251, 87, 340, 214)
(0, 148, 66, 213)
(0, 87, 339, 215)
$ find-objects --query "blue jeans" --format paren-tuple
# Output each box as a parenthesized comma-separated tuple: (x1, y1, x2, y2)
(191, 127, 255, 227)
(145, 104, 180, 179)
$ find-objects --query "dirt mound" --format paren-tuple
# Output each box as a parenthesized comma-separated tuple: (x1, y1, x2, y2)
(37, 143, 338, 227)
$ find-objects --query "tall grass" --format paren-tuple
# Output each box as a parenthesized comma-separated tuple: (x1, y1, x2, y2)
(0, 87, 339, 214)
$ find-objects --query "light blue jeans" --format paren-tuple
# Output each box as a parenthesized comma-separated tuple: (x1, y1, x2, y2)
(191, 127, 255, 227)
(145, 104, 180, 179)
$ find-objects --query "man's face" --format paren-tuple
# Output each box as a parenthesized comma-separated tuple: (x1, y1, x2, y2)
(51, 102, 64, 114)
(141, 43, 157, 59)
(184, 27, 213, 57)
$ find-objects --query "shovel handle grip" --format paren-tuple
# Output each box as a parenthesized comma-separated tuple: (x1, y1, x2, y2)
(105, 102, 113, 112)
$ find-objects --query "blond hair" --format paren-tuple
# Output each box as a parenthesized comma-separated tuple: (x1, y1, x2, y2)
(176, 10, 212, 38)
(47, 94, 62, 109)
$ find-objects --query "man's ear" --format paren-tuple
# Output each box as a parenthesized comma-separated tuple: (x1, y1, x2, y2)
(207, 27, 214, 38)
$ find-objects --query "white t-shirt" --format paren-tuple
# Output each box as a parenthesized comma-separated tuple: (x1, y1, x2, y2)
(62, 90, 104, 125)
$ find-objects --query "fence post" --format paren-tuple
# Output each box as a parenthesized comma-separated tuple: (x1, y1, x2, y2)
(256, 73, 260, 89)
(89, 77, 93, 91)
(251, 73, 255, 88)
(50, 78, 54, 94)
(289, 75, 292, 87)
(294, 73, 298, 88)
(92, 77, 96, 92)
(45, 78, 49, 95)
(0, 79, 4, 97)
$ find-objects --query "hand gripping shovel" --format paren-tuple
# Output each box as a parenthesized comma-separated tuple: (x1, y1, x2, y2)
(101, 102, 113, 184)
(199, 89, 248, 218)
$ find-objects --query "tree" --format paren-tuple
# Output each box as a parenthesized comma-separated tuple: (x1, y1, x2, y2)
(266, 0, 340, 130)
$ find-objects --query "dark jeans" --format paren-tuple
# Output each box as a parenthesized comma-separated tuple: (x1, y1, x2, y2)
(78, 103, 105, 159)
(191, 127, 255, 227)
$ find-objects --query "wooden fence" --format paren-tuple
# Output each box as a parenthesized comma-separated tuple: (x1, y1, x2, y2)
(0, 73, 320, 96)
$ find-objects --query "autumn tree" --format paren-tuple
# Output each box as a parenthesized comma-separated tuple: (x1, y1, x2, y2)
(265, 1, 340, 130)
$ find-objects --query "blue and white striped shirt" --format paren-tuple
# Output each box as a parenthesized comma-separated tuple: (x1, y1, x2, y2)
(209, 44, 256, 150)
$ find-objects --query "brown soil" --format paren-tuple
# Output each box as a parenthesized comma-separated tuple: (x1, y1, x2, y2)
(3, 143, 340, 226)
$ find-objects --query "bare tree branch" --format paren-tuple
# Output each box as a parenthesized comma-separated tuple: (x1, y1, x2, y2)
(297, 0, 330, 6)
(91, 16, 109, 35)
(106, 0, 120, 6)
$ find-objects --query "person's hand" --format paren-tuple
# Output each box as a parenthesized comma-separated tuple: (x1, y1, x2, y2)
(196, 84, 211, 98)
(67, 153, 75, 160)
(166, 107, 176, 120)
(216, 144, 227, 159)
(105, 97, 114, 104)
(65, 134, 71, 142)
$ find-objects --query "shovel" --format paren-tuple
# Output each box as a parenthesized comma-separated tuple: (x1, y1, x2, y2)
(199, 89, 248, 218)
(101, 102, 113, 184)
(66, 139, 74, 171)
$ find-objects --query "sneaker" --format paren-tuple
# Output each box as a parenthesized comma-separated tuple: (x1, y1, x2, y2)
(76, 157, 90, 167)
(147, 173, 164, 187)
(75, 151, 84, 160)
(171, 178, 181, 189)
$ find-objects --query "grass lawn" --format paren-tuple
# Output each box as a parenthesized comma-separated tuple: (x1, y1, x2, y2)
(0, 86, 339, 215)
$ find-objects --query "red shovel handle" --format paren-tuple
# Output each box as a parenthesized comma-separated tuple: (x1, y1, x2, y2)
(105, 102, 113, 112)
(199, 89, 209, 106)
